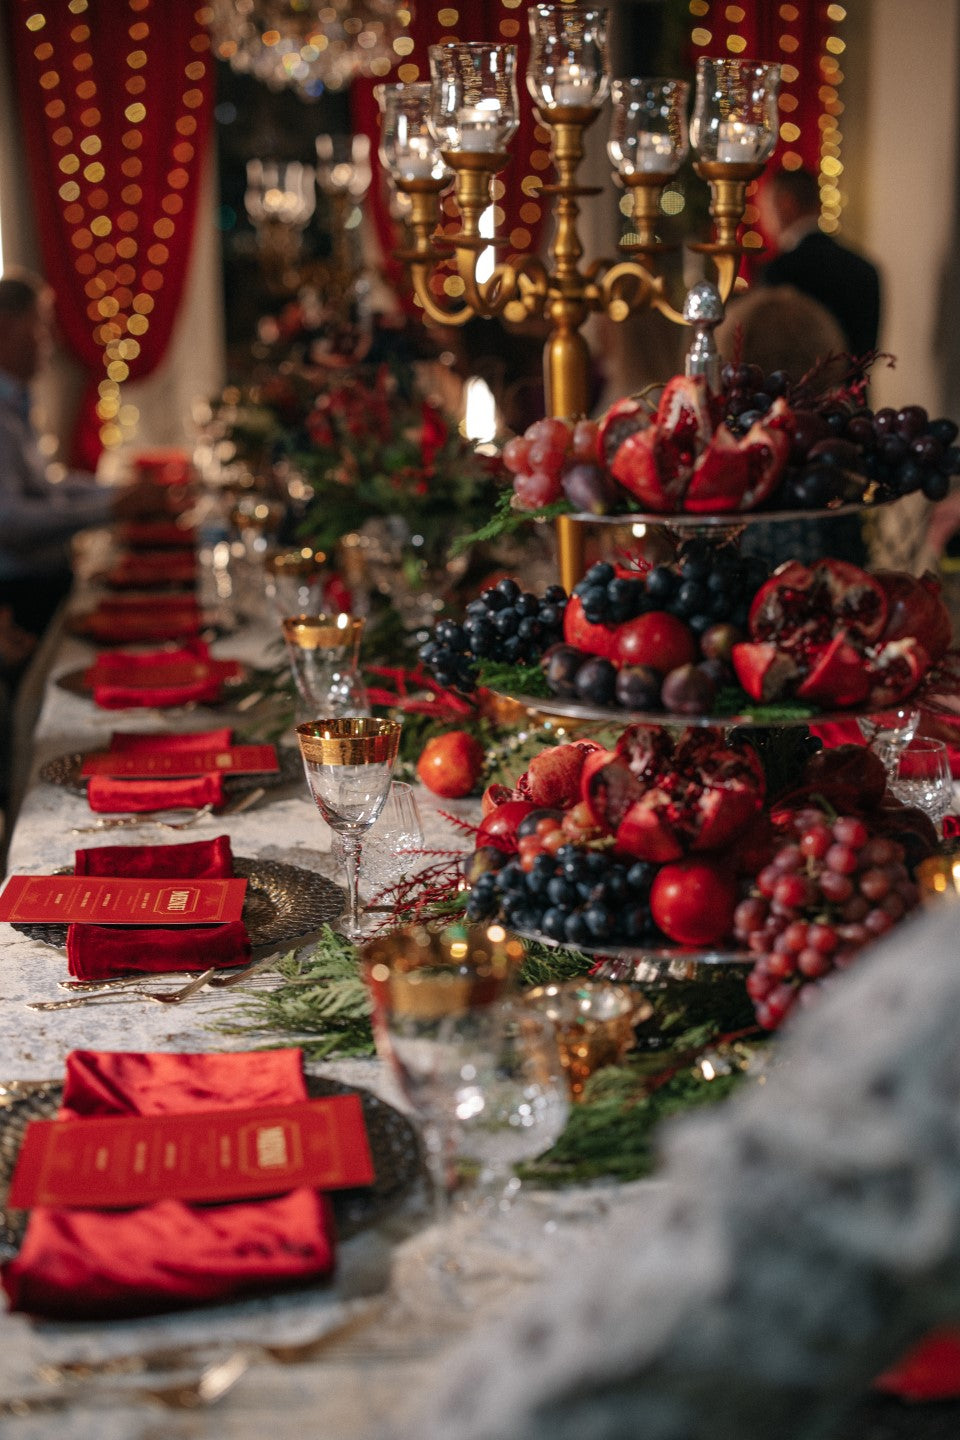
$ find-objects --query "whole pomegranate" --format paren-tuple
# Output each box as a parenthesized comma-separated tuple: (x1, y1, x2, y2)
(416, 730, 485, 798)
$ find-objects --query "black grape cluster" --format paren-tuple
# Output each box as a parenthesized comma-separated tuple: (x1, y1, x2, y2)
(718, 362, 960, 508)
(467, 843, 662, 947)
(418, 578, 568, 691)
(575, 545, 769, 636)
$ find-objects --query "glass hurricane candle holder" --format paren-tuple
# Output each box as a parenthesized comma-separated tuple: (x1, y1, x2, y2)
(376, 81, 449, 183)
(524, 980, 648, 1099)
(429, 42, 519, 154)
(282, 612, 368, 722)
(888, 736, 953, 830)
(608, 77, 689, 178)
(297, 717, 402, 939)
(690, 57, 780, 165)
(527, 3, 610, 111)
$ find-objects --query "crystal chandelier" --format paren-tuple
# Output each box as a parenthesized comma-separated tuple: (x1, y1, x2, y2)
(209, 0, 406, 97)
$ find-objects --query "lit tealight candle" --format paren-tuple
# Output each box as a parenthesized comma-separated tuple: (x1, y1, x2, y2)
(552, 63, 595, 108)
(456, 104, 502, 152)
(716, 119, 763, 164)
(633, 132, 676, 174)
(397, 139, 438, 180)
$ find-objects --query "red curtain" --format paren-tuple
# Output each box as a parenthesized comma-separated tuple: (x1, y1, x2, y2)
(352, 1, 548, 310)
(7, 0, 214, 467)
(687, 1, 846, 262)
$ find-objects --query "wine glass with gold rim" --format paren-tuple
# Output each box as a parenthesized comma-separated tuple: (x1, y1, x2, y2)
(297, 716, 402, 939)
(283, 613, 368, 721)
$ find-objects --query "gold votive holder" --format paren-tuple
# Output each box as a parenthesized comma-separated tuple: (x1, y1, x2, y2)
(916, 851, 960, 902)
(525, 980, 650, 1100)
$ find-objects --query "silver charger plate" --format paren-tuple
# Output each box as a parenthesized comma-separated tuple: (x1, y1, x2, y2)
(38, 745, 303, 803)
(0, 1073, 422, 1254)
(10, 857, 344, 954)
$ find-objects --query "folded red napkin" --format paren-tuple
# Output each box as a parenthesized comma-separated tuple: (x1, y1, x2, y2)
(66, 919, 250, 980)
(105, 552, 198, 589)
(68, 835, 247, 977)
(108, 727, 232, 751)
(116, 521, 197, 549)
(86, 772, 225, 814)
(74, 833, 235, 878)
(98, 593, 200, 614)
(1, 1049, 336, 1318)
(85, 642, 241, 709)
(77, 603, 202, 645)
(133, 449, 194, 485)
(875, 1329, 960, 1400)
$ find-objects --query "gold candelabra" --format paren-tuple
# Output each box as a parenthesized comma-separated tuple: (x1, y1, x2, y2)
(376, 13, 781, 590)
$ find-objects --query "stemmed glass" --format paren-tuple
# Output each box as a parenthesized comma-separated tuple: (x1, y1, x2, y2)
(297, 718, 402, 939)
(451, 1000, 570, 1213)
(283, 613, 369, 721)
(361, 921, 526, 1216)
(888, 736, 953, 831)
(857, 706, 921, 777)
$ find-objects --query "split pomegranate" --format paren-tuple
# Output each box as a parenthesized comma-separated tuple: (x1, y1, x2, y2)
(732, 559, 940, 711)
(607, 375, 791, 513)
(581, 724, 766, 862)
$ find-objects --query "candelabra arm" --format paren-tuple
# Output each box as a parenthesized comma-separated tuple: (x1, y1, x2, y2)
(594, 258, 686, 328)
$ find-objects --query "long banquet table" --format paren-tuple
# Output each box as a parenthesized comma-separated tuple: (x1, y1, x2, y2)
(0, 596, 649, 1439)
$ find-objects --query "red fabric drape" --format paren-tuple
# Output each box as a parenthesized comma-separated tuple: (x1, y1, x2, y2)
(352, 2, 548, 309)
(8, 0, 214, 467)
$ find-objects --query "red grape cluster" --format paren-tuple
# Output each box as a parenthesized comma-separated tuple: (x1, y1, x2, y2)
(736, 808, 920, 1029)
(502, 416, 617, 512)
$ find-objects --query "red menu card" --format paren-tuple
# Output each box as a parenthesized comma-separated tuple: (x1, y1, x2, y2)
(81, 743, 279, 779)
(9, 1095, 374, 1209)
(0, 875, 247, 925)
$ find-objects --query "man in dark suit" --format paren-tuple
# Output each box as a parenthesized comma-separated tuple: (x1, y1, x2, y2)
(758, 168, 881, 359)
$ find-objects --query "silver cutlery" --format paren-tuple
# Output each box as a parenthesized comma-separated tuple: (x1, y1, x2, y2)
(71, 802, 215, 834)
(1, 1348, 251, 1416)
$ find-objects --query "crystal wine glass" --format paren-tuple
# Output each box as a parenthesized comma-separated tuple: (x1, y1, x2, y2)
(888, 736, 953, 830)
(361, 920, 525, 1216)
(451, 999, 570, 1213)
(297, 717, 402, 939)
(283, 613, 369, 721)
(857, 706, 921, 776)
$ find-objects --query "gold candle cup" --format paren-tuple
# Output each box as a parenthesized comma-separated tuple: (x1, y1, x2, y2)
(525, 980, 650, 1100)
(916, 851, 960, 902)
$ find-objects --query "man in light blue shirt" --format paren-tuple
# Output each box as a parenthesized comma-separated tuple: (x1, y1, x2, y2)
(0, 270, 165, 637)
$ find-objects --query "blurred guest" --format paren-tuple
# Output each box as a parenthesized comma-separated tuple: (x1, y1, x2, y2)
(716, 284, 867, 568)
(758, 168, 882, 359)
(0, 269, 166, 640)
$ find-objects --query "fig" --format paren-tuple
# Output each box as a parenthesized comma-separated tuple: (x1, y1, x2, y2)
(699, 622, 744, 664)
(661, 663, 716, 716)
(561, 460, 621, 515)
(466, 846, 508, 883)
(574, 656, 617, 707)
(615, 664, 662, 712)
(517, 808, 565, 837)
(541, 642, 586, 698)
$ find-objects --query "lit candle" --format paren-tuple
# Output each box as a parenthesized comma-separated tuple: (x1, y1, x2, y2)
(457, 104, 501, 152)
(716, 119, 763, 164)
(397, 139, 438, 180)
(552, 63, 595, 108)
(633, 133, 676, 174)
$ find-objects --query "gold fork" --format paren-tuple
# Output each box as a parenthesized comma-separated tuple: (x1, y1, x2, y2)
(27, 968, 217, 1011)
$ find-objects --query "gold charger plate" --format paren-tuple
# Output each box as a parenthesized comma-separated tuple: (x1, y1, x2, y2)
(0, 1074, 422, 1254)
(9, 857, 344, 954)
(38, 745, 303, 803)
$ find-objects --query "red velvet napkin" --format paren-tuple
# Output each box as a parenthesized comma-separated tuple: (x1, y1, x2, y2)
(86, 643, 241, 709)
(133, 449, 194, 484)
(77, 602, 202, 644)
(116, 521, 197, 549)
(1, 1049, 336, 1318)
(108, 726, 232, 751)
(86, 772, 225, 814)
(98, 593, 199, 614)
(74, 834, 234, 877)
(68, 836, 246, 977)
(66, 919, 250, 980)
(875, 1329, 960, 1400)
(105, 551, 198, 589)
